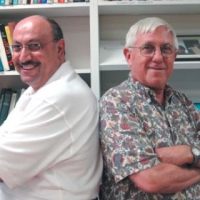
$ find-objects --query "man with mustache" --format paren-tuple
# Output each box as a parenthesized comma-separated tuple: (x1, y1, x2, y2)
(0, 15, 102, 200)
(99, 17, 200, 200)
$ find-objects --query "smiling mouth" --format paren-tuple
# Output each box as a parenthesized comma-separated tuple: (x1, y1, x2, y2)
(18, 62, 40, 70)
(149, 66, 165, 70)
(20, 65, 38, 70)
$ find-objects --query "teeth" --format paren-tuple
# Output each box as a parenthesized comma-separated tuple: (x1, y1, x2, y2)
(22, 65, 35, 70)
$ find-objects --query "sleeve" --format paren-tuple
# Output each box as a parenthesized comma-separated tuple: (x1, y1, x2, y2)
(0, 95, 72, 189)
(100, 90, 159, 183)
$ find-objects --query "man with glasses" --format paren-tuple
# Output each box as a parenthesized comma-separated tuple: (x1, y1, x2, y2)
(99, 17, 200, 200)
(0, 15, 102, 200)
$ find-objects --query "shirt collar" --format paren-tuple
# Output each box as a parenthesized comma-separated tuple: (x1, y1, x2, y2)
(127, 72, 174, 104)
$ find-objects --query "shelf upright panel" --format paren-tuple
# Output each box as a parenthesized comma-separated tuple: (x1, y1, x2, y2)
(90, 0, 100, 99)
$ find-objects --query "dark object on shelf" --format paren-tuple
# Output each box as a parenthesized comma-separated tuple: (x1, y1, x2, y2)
(176, 35, 200, 61)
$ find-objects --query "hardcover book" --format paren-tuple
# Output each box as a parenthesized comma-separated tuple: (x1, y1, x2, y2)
(0, 89, 12, 125)
(0, 27, 10, 71)
(8, 91, 17, 114)
(0, 56, 4, 71)
(0, 24, 15, 71)
(0, 0, 5, 5)
(4, 25, 13, 53)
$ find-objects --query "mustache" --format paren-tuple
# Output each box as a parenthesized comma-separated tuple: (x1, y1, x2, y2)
(17, 61, 40, 70)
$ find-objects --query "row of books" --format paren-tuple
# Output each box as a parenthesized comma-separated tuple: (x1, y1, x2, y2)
(0, 22, 16, 72)
(101, 0, 195, 2)
(0, 88, 25, 125)
(0, 0, 89, 5)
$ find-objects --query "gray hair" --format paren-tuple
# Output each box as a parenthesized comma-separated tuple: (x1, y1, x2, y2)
(125, 17, 178, 49)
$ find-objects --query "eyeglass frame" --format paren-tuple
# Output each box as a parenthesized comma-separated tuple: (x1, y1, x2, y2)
(128, 44, 178, 58)
(11, 38, 60, 53)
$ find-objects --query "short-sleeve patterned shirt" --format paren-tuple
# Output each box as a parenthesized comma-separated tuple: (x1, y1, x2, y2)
(99, 73, 200, 200)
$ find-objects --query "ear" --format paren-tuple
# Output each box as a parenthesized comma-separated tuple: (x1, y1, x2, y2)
(57, 39, 65, 54)
(123, 48, 132, 66)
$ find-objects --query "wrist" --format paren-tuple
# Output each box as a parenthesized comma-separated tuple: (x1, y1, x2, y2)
(188, 146, 200, 168)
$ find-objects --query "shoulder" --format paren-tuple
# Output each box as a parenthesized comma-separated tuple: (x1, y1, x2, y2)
(34, 68, 97, 110)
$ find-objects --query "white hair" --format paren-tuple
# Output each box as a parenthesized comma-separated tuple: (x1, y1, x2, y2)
(125, 17, 178, 49)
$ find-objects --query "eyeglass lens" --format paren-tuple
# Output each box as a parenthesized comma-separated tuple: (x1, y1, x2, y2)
(140, 45, 175, 57)
(12, 42, 41, 52)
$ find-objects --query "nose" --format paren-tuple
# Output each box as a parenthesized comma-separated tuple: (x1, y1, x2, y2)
(152, 47, 163, 62)
(18, 47, 32, 62)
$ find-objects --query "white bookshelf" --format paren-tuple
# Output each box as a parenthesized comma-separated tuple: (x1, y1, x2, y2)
(95, 0, 200, 102)
(0, 2, 92, 92)
(0, 0, 200, 102)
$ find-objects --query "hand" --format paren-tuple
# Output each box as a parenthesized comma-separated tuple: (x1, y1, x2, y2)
(155, 145, 192, 166)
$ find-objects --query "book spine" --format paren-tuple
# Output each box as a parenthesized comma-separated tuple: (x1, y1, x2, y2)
(0, 89, 12, 125)
(4, 25, 13, 54)
(0, 89, 6, 114)
(7, 22, 16, 36)
(4, 0, 9, 5)
(0, 28, 9, 71)
(8, 91, 17, 114)
(12, 0, 18, 4)
(0, 0, 5, 5)
(0, 24, 15, 71)
(0, 57, 4, 71)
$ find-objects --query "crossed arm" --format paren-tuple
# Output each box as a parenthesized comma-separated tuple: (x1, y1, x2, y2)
(129, 145, 200, 194)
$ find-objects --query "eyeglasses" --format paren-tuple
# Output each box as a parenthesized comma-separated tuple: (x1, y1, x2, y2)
(129, 44, 177, 58)
(11, 39, 58, 53)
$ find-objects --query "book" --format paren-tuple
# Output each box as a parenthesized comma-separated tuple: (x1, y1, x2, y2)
(4, 0, 10, 5)
(0, 24, 15, 71)
(0, 27, 10, 71)
(4, 25, 13, 54)
(0, 56, 4, 71)
(0, 0, 5, 5)
(8, 91, 17, 114)
(0, 89, 12, 125)
(7, 22, 16, 36)
(0, 89, 6, 117)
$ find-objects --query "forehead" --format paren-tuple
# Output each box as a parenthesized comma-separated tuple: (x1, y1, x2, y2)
(135, 26, 174, 45)
(13, 17, 53, 41)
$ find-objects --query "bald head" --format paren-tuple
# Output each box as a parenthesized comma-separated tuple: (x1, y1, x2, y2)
(12, 15, 66, 90)
(14, 15, 53, 40)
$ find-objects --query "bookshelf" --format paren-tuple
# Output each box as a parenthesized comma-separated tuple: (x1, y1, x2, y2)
(0, 0, 200, 103)
(97, 0, 200, 103)
(0, 2, 92, 93)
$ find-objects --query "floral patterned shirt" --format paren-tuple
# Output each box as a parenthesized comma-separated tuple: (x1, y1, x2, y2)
(99, 73, 200, 200)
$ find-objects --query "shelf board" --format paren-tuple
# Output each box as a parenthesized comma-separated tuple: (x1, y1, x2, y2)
(98, 3, 200, 15)
(0, 3, 90, 18)
(100, 61, 200, 71)
(0, 71, 19, 76)
(0, 68, 90, 75)
(75, 68, 90, 74)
